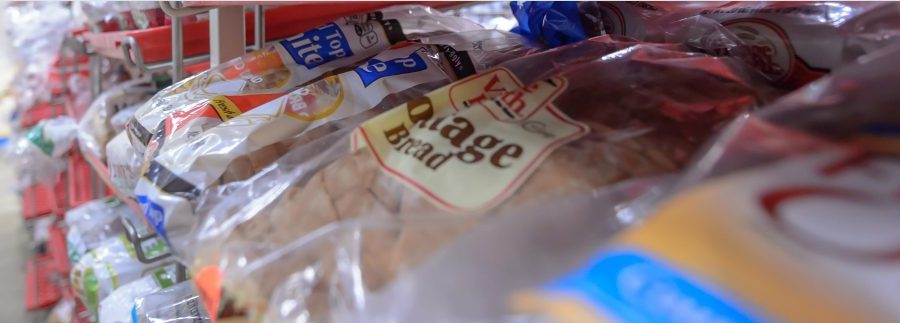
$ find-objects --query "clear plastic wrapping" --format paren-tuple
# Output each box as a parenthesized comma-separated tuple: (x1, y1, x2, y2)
(78, 78, 155, 159)
(70, 234, 173, 320)
(511, 1, 900, 89)
(106, 131, 143, 198)
(9, 116, 78, 188)
(132, 282, 211, 323)
(98, 263, 179, 323)
(137, 30, 536, 257)
(254, 43, 900, 323)
(2, 2, 73, 109)
(64, 198, 139, 264)
(191, 35, 777, 319)
(126, 5, 483, 155)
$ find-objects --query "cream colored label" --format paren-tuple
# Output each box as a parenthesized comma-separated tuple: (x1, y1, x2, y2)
(357, 68, 589, 212)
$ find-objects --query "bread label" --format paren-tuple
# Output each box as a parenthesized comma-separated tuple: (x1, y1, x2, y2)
(524, 151, 900, 322)
(209, 96, 243, 121)
(356, 68, 589, 212)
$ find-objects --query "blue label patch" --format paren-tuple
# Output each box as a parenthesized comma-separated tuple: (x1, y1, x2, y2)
(280, 22, 354, 69)
(354, 51, 428, 87)
(137, 195, 168, 241)
(546, 250, 765, 323)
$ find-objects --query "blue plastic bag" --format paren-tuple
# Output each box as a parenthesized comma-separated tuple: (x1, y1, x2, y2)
(510, 1, 589, 47)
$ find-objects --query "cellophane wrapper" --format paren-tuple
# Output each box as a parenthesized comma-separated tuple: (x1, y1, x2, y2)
(132, 282, 211, 323)
(192, 34, 778, 320)
(77, 78, 155, 159)
(511, 1, 900, 89)
(125, 5, 483, 155)
(259, 43, 900, 323)
(140, 30, 537, 261)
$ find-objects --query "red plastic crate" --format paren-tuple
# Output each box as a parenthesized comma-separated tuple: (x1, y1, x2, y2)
(19, 103, 66, 129)
(47, 224, 69, 275)
(67, 152, 100, 209)
(25, 255, 63, 310)
(22, 183, 60, 220)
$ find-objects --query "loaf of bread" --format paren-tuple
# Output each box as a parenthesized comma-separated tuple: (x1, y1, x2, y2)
(217, 41, 773, 321)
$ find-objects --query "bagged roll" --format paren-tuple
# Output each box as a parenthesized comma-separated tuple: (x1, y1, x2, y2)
(64, 197, 139, 264)
(98, 263, 179, 323)
(107, 131, 143, 198)
(126, 5, 483, 155)
(77, 78, 155, 159)
(266, 42, 900, 323)
(195, 36, 776, 319)
(131, 282, 210, 323)
(137, 30, 536, 255)
(513, 46, 900, 323)
(9, 116, 78, 187)
(70, 235, 172, 321)
(511, 1, 900, 88)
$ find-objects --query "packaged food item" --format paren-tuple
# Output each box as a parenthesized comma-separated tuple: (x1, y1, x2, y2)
(77, 78, 155, 159)
(98, 263, 179, 323)
(138, 30, 536, 253)
(189, 34, 662, 267)
(198, 36, 775, 319)
(9, 116, 78, 187)
(254, 177, 665, 322)
(280, 43, 900, 323)
(126, 5, 483, 154)
(107, 131, 143, 198)
(132, 282, 211, 323)
(693, 2, 900, 88)
(511, 1, 900, 88)
(70, 234, 173, 321)
(48, 297, 76, 323)
(64, 197, 139, 264)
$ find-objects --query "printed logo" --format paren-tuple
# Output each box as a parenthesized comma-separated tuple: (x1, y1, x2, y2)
(354, 21, 381, 49)
(357, 70, 587, 212)
(280, 23, 354, 69)
(545, 250, 765, 323)
(723, 19, 795, 82)
(137, 195, 168, 241)
(283, 77, 344, 122)
(354, 50, 428, 87)
(759, 153, 900, 262)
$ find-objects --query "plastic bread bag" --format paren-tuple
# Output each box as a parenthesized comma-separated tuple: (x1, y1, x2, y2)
(132, 282, 211, 323)
(2, 2, 73, 109)
(247, 176, 665, 322)
(9, 116, 78, 188)
(194, 37, 778, 318)
(78, 78, 156, 159)
(508, 46, 900, 323)
(511, 1, 900, 89)
(137, 30, 536, 254)
(297, 44, 900, 323)
(184, 35, 688, 274)
(107, 131, 143, 198)
(70, 234, 173, 321)
(126, 5, 483, 154)
(65, 197, 139, 264)
(98, 263, 180, 323)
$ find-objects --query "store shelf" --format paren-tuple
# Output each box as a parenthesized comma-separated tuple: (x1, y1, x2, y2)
(67, 152, 104, 209)
(22, 183, 61, 220)
(25, 255, 63, 310)
(47, 223, 70, 275)
(82, 150, 144, 217)
(83, 2, 460, 71)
